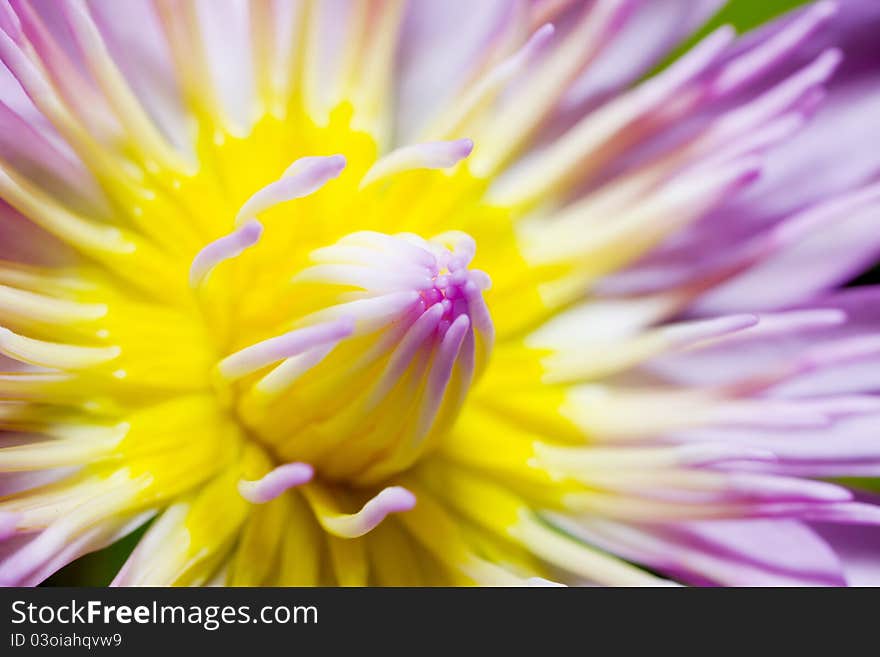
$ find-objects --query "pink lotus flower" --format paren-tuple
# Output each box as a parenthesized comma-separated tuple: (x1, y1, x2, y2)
(0, 0, 879, 586)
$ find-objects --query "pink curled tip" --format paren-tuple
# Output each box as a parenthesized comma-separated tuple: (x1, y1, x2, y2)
(189, 219, 263, 287)
(235, 155, 346, 225)
(238, 462, 315, 504)
(443, 139, 474, 167)
(323, 486, 417, 538)
(283, 154, 347, 178)
(430, 138, 475, 166)
(354, 486, 416, 533)
(360, 139, 474, 188)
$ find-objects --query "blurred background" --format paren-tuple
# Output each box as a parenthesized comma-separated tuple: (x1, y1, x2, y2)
(44, 0, 878, 586)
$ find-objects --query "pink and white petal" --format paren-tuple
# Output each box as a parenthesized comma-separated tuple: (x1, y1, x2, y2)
(0, 94, 107, 213)
(597, 80, 880, 308)
(88, 0, 190, 153)
(723, 78, 880, 224)
(776, 357, 880, 399)
(813, 523, 880, 585)
(529, 292, 681, 344)
(6, 0, 123, 142)
(816, 526, 880, 585)
(395, 0, 515, 143)
(0, 511, 153, 586)
(726, 0, 880, 82)
(595, 3, 880, 306)
(813, 286, 880, 326)
(696, 194, 880, 312)
(0, 200, 73, 264)
(0, 48, 54, 136)
(660, 519, 846, 586)
(560, 0, 726, 111)
(553, 514, 846, 586)
(299, 0, 362, 128)
(645, 290, 880, 389)
(811, 491, 880, 586)
(193, 0, 254, 134)
(0, 468, 79, 497)
(18, 514, 150, 586)
(771, 288, 880, 397)
(671, 413, 880, 476)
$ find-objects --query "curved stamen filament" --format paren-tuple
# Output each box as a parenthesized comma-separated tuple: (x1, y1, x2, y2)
(189, 219, 263, 287)
(216, 318, 355, 381)
(237, 462, 314, 504)
(423, 24, 555, 141)
(359, 139, 473, 188)
(0, 327, 121, 370)
(234, 154, 346, 226)
(303, 484, 416, 538)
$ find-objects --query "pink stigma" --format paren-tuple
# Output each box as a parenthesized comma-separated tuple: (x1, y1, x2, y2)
(238, 462, 315, 504)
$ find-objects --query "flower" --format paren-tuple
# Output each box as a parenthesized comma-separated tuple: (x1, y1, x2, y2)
(0, 0, 879, 587)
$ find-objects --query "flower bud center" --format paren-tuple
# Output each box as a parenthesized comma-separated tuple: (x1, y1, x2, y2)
(219, 230, 492, 485)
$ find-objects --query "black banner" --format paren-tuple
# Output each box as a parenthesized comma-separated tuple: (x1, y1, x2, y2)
(0, 587, 867, 652)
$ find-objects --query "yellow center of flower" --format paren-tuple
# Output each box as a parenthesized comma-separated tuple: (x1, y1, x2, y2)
(0, 107, 553, 490)
(176, 114, 514, 484)
(1, 82, 590, 586)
